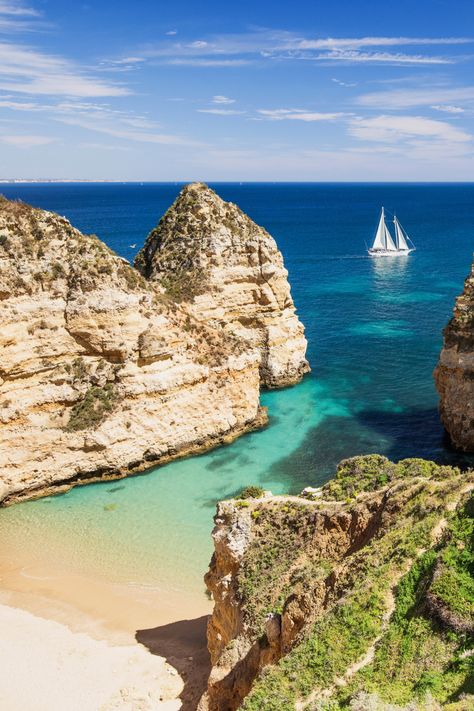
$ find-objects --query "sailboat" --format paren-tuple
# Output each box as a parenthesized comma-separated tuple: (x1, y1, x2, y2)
(368, 207, 415, 257)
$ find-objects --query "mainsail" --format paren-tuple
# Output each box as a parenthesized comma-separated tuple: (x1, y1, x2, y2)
(372, 208, 397, 251)
(394, 216, 410, 251)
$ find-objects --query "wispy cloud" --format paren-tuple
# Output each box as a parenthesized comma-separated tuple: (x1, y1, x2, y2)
(1, 133, 55, 147)
(166, 58, 250, 67)
(0, 1, 39, 16)
(258, 108, 346, 121)
(212, 95, 235, 104)
(349, 114, 471, 143)
(357, 86, 474, 109)
(294, 36, 471, 49)
(431, 104, 465, 113)
(0, 42, 130, 96)
(0, 96, 196, 146)
(137, 30, 473, 68)
(0, 0, 46, 33)
(197, 108, 244, 115)
(332, 78, 357, 87)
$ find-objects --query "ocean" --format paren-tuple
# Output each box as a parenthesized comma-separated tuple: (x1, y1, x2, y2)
(1, 182, 473, 605)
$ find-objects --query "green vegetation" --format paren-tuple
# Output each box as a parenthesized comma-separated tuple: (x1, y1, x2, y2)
(237, 485, 266, 499)
(65, 383, 117, 431)
(322, 455, 458, 501)
(233, 458, 473, 710)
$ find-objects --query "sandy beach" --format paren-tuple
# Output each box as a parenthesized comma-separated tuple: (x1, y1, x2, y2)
(0, 546, 212, 711)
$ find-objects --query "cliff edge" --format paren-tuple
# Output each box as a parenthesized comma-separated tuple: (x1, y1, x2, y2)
(435, 258, 474, 451)
(135, 183, 309, 388)
(201, 455, 474, 710)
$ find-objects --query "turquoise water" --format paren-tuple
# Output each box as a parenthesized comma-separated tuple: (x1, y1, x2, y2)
(1, 183, 473, 600)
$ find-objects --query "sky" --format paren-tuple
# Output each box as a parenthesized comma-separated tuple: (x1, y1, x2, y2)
(0, 0, 474, 180)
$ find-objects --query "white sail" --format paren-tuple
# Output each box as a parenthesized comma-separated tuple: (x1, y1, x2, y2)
(371, 208, 397, 251)
(394, 217, 410, 251)
(371, 209, 386, 250)
(384, 223, 397, 251)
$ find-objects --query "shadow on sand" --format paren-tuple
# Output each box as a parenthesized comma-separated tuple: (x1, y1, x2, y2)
(136, 615, 211, 711)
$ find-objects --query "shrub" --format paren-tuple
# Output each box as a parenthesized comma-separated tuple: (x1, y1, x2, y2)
(237, 485, 265, 500)
(65, 384, 117, 431)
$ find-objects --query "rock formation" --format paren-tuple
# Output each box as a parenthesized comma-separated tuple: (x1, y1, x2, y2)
(200, 455, 474, 710)
(0, 195, 275, 505)
(135, 183, 309, 388)
(435, 259, 474, 450)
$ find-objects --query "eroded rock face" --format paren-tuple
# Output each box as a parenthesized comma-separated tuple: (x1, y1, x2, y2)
(435, 259, 474, 450)
(200, 456, 474, 711)
(135, 183, 310, 388)
(0, 197, 267, 504)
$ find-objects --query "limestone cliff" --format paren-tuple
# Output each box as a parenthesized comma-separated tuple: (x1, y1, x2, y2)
(134, 183, 309, 388)
(435, 259, 474, 451)
(201, 456, 474, 710)
(0, 196, 267, 505)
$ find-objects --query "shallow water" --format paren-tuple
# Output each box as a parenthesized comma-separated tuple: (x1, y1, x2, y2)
(1, 183, 473, 607)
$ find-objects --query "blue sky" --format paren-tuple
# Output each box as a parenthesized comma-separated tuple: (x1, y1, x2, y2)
(0, 0, 474, 180)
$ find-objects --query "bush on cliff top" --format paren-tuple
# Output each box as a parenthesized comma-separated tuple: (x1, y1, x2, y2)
(237, 485, 266, 500)
(322, 455, 459, 502)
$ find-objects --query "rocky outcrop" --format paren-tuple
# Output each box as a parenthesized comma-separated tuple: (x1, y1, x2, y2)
(435, 258, 474, 450)
(0, 196, 269, 505)
(200, 456, 474, 710)
(135, 183, 309, 388)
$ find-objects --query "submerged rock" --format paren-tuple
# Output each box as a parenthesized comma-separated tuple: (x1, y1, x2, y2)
(200, 455, 474, 710)
(135, 183, 310, 388)
(435, 258, 474, 450)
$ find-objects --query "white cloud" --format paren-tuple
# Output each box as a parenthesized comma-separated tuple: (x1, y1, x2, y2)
(431, 104, 465, 114)
(165, 30, 177, 36)
(258, 108, 346, 121)
(332, 78, 357, 87)
(306, 49, 452, 65)
(1, 134, 55, 147)
(349, 114, 471, 144)
(0, 1, 39, 16)
(142, 30, 472, 68)
(294, 36, 471, 50)
(212, 95, 235, 104)
(197, 108, 244, 115)
(0, 42, 130, 96)
(357, 86, 474, 109)
(166, 58, 250, 67)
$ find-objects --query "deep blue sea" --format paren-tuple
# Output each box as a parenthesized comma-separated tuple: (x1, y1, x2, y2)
(1, 183, 473, 607)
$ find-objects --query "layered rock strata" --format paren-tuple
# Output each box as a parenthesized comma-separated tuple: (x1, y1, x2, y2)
(435, 258, 474, 450)
(0, 196, 268, 505)
(135, 183, 309, 388)
(201, 455, 474, 710)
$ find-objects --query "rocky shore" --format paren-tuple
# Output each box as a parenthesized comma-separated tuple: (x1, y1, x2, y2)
(435, 257, 474, 451)
(0, 185, 308, 505)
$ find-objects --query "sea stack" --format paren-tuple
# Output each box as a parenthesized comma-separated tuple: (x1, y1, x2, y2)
(0, 196, 266, 505)
(435, 257, 474, 450)
(135, 183, 310, 388)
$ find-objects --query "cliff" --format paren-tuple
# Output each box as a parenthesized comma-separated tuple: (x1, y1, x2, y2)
(435, 259, 474, 451)
(201, 455, 474, 710)
(0, 195, 271, 505)
(134, 183, 309, 388)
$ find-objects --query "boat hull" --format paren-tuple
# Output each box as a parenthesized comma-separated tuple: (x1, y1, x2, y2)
(368, 248, 414, 257)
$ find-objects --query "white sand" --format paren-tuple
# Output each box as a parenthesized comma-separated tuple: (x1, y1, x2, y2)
(0, 603, 183, 711)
